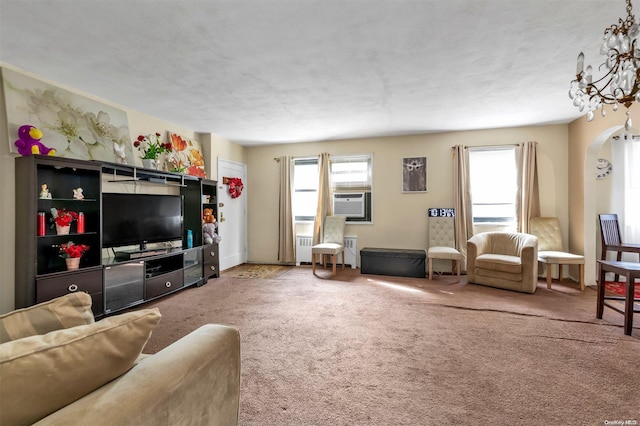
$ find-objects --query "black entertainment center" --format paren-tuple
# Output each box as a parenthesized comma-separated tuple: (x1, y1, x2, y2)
(14, 155, 220, 317)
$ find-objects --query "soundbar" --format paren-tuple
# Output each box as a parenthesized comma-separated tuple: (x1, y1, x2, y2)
(114, 249, 169, 261)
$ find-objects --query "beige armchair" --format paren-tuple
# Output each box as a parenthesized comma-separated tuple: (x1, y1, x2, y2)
(530, 217, 585, 290)
(467, 232, 539, 294)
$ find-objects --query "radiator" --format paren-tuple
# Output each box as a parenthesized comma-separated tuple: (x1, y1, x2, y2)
(296, 235, 357, 269)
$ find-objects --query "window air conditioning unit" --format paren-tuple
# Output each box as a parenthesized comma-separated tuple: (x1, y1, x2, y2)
(333, 192, 365, 218)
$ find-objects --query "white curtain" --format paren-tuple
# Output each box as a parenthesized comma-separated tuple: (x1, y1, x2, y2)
(277, 156, 295, 263)
(611, 138, 640, 255)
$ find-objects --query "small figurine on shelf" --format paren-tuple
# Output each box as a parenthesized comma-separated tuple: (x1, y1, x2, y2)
(73, 188, 84, 200)
(39, 183, 52, 199)
(202, 208, 221, 244)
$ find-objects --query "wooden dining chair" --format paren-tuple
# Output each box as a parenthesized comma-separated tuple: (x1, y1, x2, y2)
(598, 213, 640, 282)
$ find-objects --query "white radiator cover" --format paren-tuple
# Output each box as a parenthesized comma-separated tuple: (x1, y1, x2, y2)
(296, 235, 357, 269)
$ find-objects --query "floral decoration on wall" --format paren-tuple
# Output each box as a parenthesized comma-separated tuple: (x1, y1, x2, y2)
(166, 132, 206, 178)
(2, 67, 134, 164)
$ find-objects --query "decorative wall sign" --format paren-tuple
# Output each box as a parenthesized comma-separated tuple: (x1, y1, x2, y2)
(428, 208, 455, 217)
(167, 132, 206, 178)
(2, 67, 134, 164)
(402, 156, 427, 193)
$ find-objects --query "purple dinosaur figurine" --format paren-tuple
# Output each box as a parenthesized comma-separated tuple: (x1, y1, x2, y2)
(14, 125, 56, 156)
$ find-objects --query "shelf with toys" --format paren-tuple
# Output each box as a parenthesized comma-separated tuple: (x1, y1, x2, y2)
(15, 155, 220, 317)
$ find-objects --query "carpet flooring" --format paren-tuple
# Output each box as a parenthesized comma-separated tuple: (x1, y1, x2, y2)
(140, 267, 640, 426)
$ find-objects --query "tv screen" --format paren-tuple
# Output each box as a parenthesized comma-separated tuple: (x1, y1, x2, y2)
(102, 193, 183, 249)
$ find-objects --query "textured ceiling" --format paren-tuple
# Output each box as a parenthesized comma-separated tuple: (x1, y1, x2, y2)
(0, 0, 621, 146)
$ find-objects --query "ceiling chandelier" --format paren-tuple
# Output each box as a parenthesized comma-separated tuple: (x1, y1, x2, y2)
(569, 0, 640, 130)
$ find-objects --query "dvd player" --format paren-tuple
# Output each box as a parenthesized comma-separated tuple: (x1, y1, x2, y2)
(114, 249, 169, 261)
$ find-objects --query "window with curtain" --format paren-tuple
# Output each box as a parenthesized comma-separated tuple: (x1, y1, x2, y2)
(468, 147, 517, 230)
(293, 154, 373, 223)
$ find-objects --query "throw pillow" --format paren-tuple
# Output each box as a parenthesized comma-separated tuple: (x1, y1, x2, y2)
(0, 292, 94, 343)
(0, 308, 161, 425)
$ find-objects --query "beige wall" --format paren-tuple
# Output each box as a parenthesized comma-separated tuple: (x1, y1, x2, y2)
(568, 104, 640, 285)
(0, 63, 244, 314)
(2, 61, 603, 313)
(246, 125, 569, 265)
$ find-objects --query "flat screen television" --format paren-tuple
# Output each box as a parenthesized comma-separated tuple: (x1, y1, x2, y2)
(102, 193, 184, 249)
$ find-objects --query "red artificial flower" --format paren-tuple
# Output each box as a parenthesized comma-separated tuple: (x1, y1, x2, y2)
(58, 241, 90, 259)
(50, 208, 78, 227)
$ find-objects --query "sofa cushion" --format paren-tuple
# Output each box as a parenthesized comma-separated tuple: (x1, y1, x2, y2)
(0, 292, 94, 343)
(0, 308, 161, 426)
(475, 253, 522, 274)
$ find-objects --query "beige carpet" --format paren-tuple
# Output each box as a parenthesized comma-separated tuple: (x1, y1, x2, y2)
(140, 267, 640, 425)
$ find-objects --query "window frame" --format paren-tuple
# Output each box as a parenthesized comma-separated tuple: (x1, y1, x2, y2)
(292, 154, 373, 224)
(468, 146, 517, 227)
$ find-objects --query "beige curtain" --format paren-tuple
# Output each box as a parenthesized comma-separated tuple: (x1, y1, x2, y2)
(313, 153, 333, 245)
(278, 156, 295, 263)
(516, 141, 540, 233)
(453, 145, 472, 267)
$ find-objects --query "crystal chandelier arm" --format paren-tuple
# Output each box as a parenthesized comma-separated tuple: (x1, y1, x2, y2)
(570, 0, 640, 115)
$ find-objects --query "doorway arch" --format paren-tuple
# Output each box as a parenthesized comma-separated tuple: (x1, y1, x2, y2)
(583, 125, 629, 285)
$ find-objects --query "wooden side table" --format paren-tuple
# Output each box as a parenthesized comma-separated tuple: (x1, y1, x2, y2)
(597, 260, 640, 335)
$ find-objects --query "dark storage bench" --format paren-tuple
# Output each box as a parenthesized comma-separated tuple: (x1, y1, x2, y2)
(360, 247, 426, 278)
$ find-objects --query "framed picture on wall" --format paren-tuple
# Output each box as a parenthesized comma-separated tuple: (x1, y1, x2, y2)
(2, 67, 135, 165)
(167, 132, 206, 178)
(402, 157, 427, 193)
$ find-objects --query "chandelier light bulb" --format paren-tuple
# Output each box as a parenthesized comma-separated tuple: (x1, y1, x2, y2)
(570, 0, 640, 125)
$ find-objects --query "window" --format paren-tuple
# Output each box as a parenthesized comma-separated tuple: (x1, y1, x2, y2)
(293, 154, 373, 223)
(292, 158, 318, 222)
(468, 147, 517, 228)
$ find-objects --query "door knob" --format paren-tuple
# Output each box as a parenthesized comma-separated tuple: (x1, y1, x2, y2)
(219, 202, 224, 207)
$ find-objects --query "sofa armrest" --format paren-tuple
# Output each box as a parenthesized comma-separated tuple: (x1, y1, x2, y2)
(520, 236, 539, 293)
(466, 233, 489, 282)
(35, 324, 241, 426)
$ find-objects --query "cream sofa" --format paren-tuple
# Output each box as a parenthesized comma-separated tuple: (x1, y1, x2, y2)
(467, 231, 539, 294)
(0, 293, 241, 426)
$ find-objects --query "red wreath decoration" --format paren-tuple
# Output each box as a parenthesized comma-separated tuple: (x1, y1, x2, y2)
(228, 177, 244, 199)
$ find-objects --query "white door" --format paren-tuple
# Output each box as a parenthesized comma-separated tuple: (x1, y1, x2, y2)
(217, 158, 247, 270)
